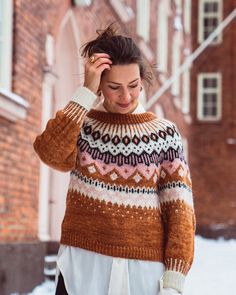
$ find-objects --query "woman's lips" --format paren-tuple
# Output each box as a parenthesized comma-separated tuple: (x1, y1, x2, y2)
(117, 102, 131, 108)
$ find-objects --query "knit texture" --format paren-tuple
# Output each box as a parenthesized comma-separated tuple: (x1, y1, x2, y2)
(33, 99, 195, 290)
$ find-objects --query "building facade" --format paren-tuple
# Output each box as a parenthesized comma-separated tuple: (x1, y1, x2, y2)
(190, 0, 236, 238)
(3, 0, 234, 293)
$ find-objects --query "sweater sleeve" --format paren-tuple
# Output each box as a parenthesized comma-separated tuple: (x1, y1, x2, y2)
(158, 120, 196, 294)
(33, 87, 97, 172)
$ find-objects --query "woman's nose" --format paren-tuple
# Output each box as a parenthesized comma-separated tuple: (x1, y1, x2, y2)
(120, 88, 131, 102)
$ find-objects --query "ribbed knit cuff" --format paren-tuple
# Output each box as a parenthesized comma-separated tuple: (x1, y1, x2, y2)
(162, 270, 185, 293)
(71, 86, 97, 110)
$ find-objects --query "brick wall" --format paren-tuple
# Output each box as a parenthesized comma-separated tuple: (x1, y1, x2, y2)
(190, 0, 236, 238)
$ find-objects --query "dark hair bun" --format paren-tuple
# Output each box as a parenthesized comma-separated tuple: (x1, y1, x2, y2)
(96, 23, 118, 40)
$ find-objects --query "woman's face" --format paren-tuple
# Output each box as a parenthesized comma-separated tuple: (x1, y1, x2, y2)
(99, 64, 143, 114)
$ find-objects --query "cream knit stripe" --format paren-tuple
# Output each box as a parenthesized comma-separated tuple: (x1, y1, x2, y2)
(162, 270, 186, 293)
(165, 258, 191, 275)
(158, 186, 193, 207)
(62, 101, 88, 124)
(68, 174, 160, 208)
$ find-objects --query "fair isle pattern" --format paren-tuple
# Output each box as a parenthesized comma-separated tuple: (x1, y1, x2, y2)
(34, 101, 195, 277)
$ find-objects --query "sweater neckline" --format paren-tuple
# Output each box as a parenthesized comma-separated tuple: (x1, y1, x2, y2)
(86, 108, 157, 124)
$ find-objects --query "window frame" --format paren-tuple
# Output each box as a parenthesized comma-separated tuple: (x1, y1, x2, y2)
(136, 0, 150, 43)
(0, 0, 13, 90)
(0, 0, 29, 122)
(198, 0, 223, 44)
(171, 33, 181, 96)
(197, 73, 222, 121)
(184, 0, 191, 34)
(182, 68, 190, 114)
(157, 0, 168, 73)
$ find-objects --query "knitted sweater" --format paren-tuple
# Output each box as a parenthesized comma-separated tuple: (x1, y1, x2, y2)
(33, 87, 196, 293)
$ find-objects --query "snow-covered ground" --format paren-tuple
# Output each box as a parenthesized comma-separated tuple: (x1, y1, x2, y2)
(28, 235, 236, 295)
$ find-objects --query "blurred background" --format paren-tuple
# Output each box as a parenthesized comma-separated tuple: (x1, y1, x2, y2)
(0, 0, 236, 294)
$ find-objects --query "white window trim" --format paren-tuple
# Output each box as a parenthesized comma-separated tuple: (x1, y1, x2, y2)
(157, 0, 168, 73)
(184, 0, 191, 34)
(72, 0, 92, 6)
(197, 73, 222, 121)
(0, 0, 29, 121)
(198, 0, 223, 44)
(38, 75, 54, 241)
(175, 0, 182, 15)
(0, 0, 13, 90)
(182, 68, 190, 114)
(0, 87, 29, 122)
(171, 33, 181, 96)
(136, 0, 150, 42)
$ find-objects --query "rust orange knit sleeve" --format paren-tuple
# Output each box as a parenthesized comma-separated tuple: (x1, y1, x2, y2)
(33, 87, 97, 172)
(158, 122, 196, 293)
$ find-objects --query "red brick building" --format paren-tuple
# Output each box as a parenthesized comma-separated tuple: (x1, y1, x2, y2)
(1, 0, 235, 293)
(190, 0, 236, 238)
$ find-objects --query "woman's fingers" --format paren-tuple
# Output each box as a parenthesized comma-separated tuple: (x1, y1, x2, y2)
(96, 63, 111, 75)
(92, 57, 112, 68)
(86, 53, 111, 66)
(83, 53, 112, 94)
(91, 53, 110, 60)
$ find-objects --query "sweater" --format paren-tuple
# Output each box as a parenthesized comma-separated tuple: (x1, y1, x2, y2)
(33, 87, 196, 293)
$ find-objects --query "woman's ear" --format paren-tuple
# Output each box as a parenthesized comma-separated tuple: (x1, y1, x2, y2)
(97, 89, 102, 96)
(140, 79, 144, 92)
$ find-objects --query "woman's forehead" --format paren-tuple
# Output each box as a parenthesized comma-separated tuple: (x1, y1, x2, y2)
(103, 64, 141, 83)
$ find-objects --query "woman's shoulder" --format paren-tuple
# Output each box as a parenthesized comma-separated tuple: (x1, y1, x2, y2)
(152, 115, 178, 131)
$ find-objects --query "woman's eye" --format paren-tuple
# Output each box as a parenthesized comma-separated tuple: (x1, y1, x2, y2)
(108, 84, 138, 90)
(109, 86, 119, 90)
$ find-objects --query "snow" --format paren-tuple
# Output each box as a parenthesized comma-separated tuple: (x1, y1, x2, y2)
(44, 255, 57, 263)
(28, 235, 236, 295)
(28, 280, 55, 295)
(184, 235, 236, 295)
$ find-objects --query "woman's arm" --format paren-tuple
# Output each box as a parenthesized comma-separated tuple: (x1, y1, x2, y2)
(33, 87, 97, 172)
(158, 120, 196, 294)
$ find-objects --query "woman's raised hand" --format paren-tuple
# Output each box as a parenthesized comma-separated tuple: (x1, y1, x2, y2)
(83, 53, 112, 95)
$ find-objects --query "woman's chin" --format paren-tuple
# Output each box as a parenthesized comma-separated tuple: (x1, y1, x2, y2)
(116, 102, 138, 114)
(103, 101, 138, 114)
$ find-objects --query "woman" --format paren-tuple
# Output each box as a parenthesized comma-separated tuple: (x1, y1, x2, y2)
(33, 24, 195, 295)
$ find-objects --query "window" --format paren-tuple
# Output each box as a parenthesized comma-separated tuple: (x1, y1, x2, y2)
(157, 1, 168, 72)
(0, 0, 29, 122)
(197, 73, 222, 121)
(136, 0, 150, 42)
(198, 0, 222, 43)
(0, 0, 13, 89)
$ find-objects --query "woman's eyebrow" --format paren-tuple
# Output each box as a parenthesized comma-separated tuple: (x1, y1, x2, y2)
(107, 78, 139, 85)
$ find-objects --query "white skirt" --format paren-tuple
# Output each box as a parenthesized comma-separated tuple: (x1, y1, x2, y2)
(56, 245, 165, 295)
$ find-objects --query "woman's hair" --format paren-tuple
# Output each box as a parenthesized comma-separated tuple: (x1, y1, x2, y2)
(80, 23, 153, 87)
